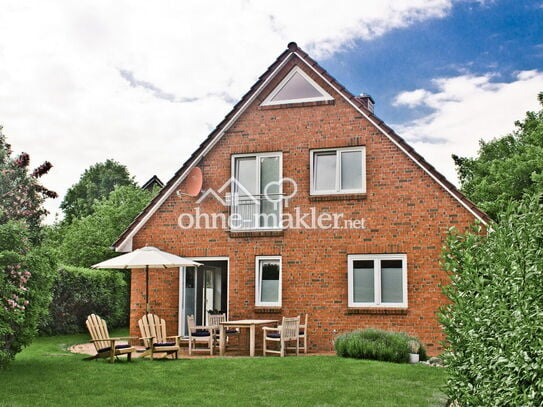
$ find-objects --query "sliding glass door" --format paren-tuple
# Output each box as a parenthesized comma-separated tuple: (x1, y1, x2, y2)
(181, 260, 228, 335)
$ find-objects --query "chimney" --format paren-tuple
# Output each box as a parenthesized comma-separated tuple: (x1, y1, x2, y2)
(355, 93, 375, 113)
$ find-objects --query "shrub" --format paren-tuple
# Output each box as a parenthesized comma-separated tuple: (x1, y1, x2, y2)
(39, 265, 128, 335)
(0, 221, 57, 369)
(440, 195, 543, 406)
(334, 329, 426, 363)
(0, 127, 58, 369)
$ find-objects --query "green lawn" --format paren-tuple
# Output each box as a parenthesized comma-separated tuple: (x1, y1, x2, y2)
(0, 330, 447, 406)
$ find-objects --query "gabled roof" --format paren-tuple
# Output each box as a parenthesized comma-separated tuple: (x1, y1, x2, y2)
(113, 42, 490, 252)
(141, 175, 164, 191)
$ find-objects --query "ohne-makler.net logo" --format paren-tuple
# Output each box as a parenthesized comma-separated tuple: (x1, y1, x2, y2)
(176, 176, 366, 231)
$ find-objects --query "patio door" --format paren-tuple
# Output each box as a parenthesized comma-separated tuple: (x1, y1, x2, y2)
(181, 260, 228, 336)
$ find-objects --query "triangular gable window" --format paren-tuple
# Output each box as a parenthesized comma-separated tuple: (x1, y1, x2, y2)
(261, 66, 333, 106)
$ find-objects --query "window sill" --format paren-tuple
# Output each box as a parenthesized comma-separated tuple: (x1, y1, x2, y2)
(259, 99, 335, 110)
(229, 229, 284, 238)
(254, 307, 282, 314)
(309, 193, 367, 202)
(345, 308, 408, 315)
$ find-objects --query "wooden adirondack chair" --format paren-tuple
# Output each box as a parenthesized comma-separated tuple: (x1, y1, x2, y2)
(85, 314, 136, 363)
(138, 313, 181, 360)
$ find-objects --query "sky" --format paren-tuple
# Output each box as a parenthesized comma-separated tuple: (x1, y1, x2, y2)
(1, 0, 542, 222)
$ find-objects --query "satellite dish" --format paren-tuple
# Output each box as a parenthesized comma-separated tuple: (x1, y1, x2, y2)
(183, 167, 203, 197)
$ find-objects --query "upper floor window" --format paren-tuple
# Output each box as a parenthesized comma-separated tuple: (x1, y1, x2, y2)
(348, 254, 407, 308)
(310, 147, 366, 195)
(261, 66, 334, 106)
(231, 152, 282, 230)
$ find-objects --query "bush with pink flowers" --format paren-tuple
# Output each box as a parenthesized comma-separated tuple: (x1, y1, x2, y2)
(0, 221, 56, 368)
(0, 127, 57, 368)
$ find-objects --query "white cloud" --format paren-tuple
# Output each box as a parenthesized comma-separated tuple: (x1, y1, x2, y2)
(393, 89, 432, 107)
(393, 70, 543, 183)
(0, 0, 455, 222)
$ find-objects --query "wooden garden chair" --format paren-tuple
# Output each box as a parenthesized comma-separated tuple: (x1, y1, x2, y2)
(207, 312, 239, 349)
(85, 314, 136, 363)
(207, 312, 227, 331)
(298, 314, 309, 354)
(263, 316, 300, 357)
(186, 315, 214, 355)
(138, 313, 181, 360)
(286, 314, 309, 354)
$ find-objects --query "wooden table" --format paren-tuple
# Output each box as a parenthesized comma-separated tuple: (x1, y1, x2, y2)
(219, 319, 278, 357)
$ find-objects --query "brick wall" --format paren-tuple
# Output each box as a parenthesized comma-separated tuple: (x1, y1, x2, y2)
(129, 55, 477, 356)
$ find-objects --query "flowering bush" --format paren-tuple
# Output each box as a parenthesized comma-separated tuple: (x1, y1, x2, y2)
(0, 127, 57, 369)
(0, 127, 57, 243)
(5, 265, 31, 311)
(0, 221, 56, 368)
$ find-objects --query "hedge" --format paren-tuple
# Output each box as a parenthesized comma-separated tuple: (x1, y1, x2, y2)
(39, 265, 128, 335)
(334, 329, 427, 363)
(440, 196, 543, 406)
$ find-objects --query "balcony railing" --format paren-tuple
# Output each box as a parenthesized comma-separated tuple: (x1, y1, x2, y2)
(229, 193, 283, 230)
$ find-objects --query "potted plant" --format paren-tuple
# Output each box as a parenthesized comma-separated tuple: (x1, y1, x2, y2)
(408, 340, 420, 364)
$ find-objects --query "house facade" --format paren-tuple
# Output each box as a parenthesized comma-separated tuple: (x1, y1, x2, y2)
(113, 43, 488, 355)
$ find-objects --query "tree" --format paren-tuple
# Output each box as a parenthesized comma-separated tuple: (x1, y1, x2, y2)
(440, 195, 543, 406)
(0, 127, 57, 368)
(0, 126, 57, 242)
(453, 92, 543, 219)
(60, 159, 136, 223)
(58, 185, 154, 267)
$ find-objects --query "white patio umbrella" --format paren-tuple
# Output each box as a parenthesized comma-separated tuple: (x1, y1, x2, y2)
(92, 246, 201, 314)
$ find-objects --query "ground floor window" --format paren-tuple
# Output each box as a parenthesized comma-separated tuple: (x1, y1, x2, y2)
(255, 256, 282, 306)
(348, 254, 407, 308)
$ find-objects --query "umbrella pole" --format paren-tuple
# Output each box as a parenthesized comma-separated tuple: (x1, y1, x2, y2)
(145, 265, 150, 314)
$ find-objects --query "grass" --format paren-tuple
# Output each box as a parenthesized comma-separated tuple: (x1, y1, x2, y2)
(0, 330, 447, 406)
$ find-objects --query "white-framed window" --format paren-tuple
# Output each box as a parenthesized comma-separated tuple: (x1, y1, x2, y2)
(261, 66, 334, 106)
(231, 152, 282, 230)
(348, 254, 407, 308)
(310, 146, 366, 195)
(255, 256, 282, 306)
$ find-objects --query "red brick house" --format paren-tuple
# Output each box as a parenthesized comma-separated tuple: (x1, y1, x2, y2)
(113, 42, 488, 355)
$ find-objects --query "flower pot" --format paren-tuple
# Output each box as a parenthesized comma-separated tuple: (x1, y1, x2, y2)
(409, 353, 420, 364)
